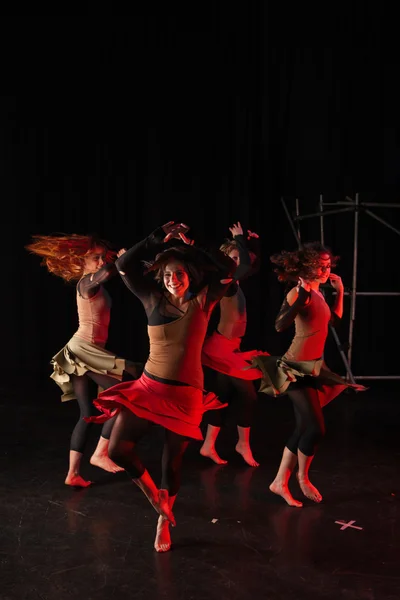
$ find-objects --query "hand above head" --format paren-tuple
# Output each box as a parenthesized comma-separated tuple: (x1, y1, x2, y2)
(329, 273, 344, 291)
(247, 229, 259, 239)
(161, 221, 190, 243)
(177, 231, 194, 245)
(229, 222, 243, 237)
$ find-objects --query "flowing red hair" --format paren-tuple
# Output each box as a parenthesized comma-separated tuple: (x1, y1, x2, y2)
(26, 234, 116, 282)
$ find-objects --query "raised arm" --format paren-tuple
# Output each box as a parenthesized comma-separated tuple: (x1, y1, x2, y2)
(232, 227, 261, 282)
(246, 230, 261, 276)
(203, 248, 237, 308)
(116, 222, 192, 311)
(227, 222, 252, 281)
(189, 243, 237, 310)
(115, 228, 165, 307)
(233, 235, 252, 280)
(158, 224, 237, 310)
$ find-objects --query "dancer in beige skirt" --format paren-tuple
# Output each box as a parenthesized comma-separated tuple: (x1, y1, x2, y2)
(26, 234, 141, 487)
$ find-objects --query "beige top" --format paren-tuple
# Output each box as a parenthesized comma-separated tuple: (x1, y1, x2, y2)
(145, 295, 208, 389)
(217, 285, 247, 339)
(284, 290, 331, 361)
(75, 286, 111, 347)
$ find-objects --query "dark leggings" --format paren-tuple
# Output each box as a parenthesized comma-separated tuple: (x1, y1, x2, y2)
(70, 370, 134, 453)
(204, 367, 257, 428)
(108, 407, 189, 497)
(286, 387, 326, 457)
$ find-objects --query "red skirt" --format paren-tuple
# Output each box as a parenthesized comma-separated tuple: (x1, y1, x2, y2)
(202, 332, 268, 380)
(85, 372, 227, 440)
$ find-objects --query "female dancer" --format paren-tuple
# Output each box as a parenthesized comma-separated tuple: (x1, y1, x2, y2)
(26, 234, 141, 488)
(85, 221, 236, 552)
(200, 222, 266, 467)
(252, 242, 366, 507)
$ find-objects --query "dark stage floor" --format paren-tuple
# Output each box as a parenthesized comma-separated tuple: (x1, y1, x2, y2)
(1, 379, 399, 600)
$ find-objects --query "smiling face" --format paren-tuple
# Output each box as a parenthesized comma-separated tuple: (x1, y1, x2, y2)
(163, 261, 190, 298)
(313, 252, 331, 283)
(83, 245, 106, 274)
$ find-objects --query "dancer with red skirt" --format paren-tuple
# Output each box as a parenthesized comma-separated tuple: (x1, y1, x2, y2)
(86, 222, 236, 552)
(200, 222, 267, 466)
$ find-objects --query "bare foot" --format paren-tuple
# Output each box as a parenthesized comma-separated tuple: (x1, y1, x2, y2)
(154, 516, 172, 552)
(200, 445, 228, 465)
(269, 480, 303, 507)
(90, 454, 124, 473)
(150, 489, 176, 527)
(296, 473, 322, 503)
(235, 443, 260, 467)
(65, 474, 92, 488)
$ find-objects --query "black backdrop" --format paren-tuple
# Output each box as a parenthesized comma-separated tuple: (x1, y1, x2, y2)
(2, 6, 399, 384)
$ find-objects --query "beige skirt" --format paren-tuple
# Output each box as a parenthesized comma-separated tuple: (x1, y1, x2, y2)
(251, 355, 366, 407)
(50, 335, 142, 402)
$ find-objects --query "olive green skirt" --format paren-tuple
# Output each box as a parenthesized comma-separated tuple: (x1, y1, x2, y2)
(251, 355, 366, 407)
(50, 335, 142, 402)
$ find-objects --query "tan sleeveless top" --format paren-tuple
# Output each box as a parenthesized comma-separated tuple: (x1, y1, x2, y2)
(218, 285, 247, 339)
(284, 290, 331, 361)
(75, 286, 111, 347)
(145, 295, 208, 389)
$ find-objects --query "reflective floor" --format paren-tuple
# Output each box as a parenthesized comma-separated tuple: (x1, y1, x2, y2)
(1, 379, 399, 600)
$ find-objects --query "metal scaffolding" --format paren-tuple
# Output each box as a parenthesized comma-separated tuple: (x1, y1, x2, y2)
(281, 193, 400, 382)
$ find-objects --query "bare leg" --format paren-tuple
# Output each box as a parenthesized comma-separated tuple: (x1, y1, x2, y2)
(108, 408, 176, 525)
(133, 470, 176, 526)
(153, 428, 188, 551)
(269, 447, 303, 507)
(155, 493, 176, 553)
(65, 450, 92, 487)
(296, 450, 322, 502)
(200, 425, 228, 465)
(287, 387, 324, 503)
(235, 426, 259, 467)
(86, 372, 127, 473)
(90, 434, 124, 473)
(69, 372, 123, 480)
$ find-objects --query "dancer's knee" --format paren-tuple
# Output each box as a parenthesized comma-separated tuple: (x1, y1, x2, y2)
(299, 421, 326, 455)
